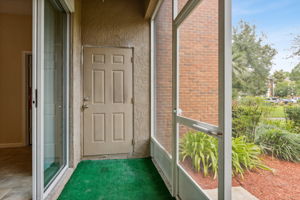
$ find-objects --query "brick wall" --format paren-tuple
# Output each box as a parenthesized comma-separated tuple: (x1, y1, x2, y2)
(179, 0, 219, 126)
(155, 0, 219, 153)
(154, 0, 173, 153)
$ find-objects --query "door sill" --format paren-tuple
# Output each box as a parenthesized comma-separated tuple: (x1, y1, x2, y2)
(82, 153, 146, 161)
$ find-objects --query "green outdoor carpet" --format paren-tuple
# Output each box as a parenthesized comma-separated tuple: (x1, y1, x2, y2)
(58, 158, 175, 200)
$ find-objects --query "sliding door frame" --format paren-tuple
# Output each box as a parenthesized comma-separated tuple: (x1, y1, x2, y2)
(32, 0, 71, 199)
(32, 0, 38, 199)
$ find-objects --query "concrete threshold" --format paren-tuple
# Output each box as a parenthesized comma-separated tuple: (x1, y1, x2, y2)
(204, 186, 259, 200)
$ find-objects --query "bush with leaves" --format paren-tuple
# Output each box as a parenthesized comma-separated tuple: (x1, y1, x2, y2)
(232, 97, 272, 142)
(274, 81, 295, 97)
(255, 125, 300, 162)
(180, 131, 270, 178)
(262, 119, 296, 133)
(285, 106, 300, 132)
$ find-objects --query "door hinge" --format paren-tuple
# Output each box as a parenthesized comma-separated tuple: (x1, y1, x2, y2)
(132, 139, 135, 146)
(131, 98, 134, 104)
(131, 57, 133, 63)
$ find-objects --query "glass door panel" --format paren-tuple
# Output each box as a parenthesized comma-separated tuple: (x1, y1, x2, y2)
(43, 0, 67, 188)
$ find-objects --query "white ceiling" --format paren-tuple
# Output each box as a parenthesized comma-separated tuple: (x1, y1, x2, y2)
(0, 0, 32, 15)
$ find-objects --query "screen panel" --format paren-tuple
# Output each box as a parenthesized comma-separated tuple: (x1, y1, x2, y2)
(178, 124, 218, 199)
(177, 0, 189, 14)
(154, 0, 173, 154)
(178, 0, 219, 127)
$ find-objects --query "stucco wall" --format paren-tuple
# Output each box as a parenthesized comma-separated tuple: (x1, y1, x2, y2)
(0, 14, 32, 147)
(70, 0, 82, 168)
(82, 0, 150, 157)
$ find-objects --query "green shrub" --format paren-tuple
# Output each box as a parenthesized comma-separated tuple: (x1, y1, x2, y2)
(232, 136, 270, 177)
(262, 119, 295, 133)
(180, 131, 218, 178)
(180, 131, 270, 178)
(256, 125, 300, 162)
(285, 106, 300, 132)
(232, 97, 271, 141)
(232, 104, 261, 141)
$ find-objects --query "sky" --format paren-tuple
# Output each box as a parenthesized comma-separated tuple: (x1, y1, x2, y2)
(233, 0, 300, 73)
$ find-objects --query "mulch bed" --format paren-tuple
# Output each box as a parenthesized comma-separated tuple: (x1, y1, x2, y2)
(181, 156, 300, 200)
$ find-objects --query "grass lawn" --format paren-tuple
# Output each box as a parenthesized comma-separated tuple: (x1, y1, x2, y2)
(268, 106, 285, 118)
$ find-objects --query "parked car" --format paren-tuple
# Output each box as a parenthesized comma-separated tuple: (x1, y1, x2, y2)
(266, 97, 280, 104)
(292, 97, 300, 101)
(282, 99, 297, 104)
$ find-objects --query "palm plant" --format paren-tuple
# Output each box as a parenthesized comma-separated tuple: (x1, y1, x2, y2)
(180, 131, 271, 178)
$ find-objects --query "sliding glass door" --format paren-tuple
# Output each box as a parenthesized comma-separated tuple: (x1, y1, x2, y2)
(33, 0, 69, 199)
(43, 0, 68, 188)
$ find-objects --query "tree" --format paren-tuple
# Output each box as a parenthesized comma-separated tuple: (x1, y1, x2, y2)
(289, 63, 300, 96)
(272, 70, 288, 84)
(232, 21, 277, 97)
(295, 82, 300, 96)
(274, 81, 295, 97)
(290, 63, 300, 82)
(291, 35, 300, 58)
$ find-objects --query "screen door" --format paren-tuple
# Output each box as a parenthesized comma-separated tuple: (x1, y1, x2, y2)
(151, 0, 231, 199)
(173, 0, 232, 200)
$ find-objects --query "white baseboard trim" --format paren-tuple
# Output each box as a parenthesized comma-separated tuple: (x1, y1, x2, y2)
(0, 143, 25, 148)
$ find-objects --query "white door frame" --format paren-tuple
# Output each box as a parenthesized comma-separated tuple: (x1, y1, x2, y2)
(32, 1, 38, 199)
(32, 0, 71, 199)
(150, 0, 232, 199)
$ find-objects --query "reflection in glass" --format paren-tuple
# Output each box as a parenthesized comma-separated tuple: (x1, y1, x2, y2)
(43, 0, 67, 187)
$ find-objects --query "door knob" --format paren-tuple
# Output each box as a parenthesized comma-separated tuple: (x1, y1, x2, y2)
(83, 97, 89, 101)
(82, 104, 89, 109)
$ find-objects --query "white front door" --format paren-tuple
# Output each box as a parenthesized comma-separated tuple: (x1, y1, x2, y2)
(83, 47, 133, 156)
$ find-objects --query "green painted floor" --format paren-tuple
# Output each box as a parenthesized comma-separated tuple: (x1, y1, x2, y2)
(58, 158, 175, 200)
